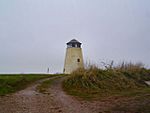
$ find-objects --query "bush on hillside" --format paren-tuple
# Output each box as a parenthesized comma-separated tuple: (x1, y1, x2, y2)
(64, 63, 150, 93)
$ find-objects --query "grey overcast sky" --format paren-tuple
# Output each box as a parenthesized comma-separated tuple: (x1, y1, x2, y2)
(0, 0, 150, 73)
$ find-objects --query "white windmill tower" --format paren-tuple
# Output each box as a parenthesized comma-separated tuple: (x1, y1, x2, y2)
(63, 39, 84, 74)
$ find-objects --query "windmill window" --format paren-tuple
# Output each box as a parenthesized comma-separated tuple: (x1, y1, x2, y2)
(63, 68, 65, 72)
(72, 44, 75, 47)
(77, 59, 80, 62)
(78, 44, 81, 48)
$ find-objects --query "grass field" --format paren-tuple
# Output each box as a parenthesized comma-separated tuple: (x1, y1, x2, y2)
(0, 74, 59, 96)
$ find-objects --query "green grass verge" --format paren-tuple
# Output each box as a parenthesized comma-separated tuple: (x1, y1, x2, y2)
(0, 74, 62, 96)
(63, 84, 150, 100)
(36, 76, 62, 94)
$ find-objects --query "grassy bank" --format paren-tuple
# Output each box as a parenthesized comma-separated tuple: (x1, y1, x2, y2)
(63, 63, 150, 99)
(0, 74, 59, 96)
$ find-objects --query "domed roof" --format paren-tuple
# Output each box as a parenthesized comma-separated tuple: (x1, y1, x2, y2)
(67, 39, 81, 45)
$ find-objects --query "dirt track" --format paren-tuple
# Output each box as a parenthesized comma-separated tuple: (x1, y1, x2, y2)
(0, 76, 144, 113)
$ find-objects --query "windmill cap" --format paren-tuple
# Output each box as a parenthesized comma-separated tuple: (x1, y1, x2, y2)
(67, 39, 82, 45)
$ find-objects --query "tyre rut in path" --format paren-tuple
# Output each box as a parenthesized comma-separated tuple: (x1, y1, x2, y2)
(49, 77, 92, 113)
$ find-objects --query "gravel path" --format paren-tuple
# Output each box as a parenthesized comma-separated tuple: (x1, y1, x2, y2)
(0, 76, 119, 113)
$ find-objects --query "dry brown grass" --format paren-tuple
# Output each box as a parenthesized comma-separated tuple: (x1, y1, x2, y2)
(63, 62, 150, 99)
